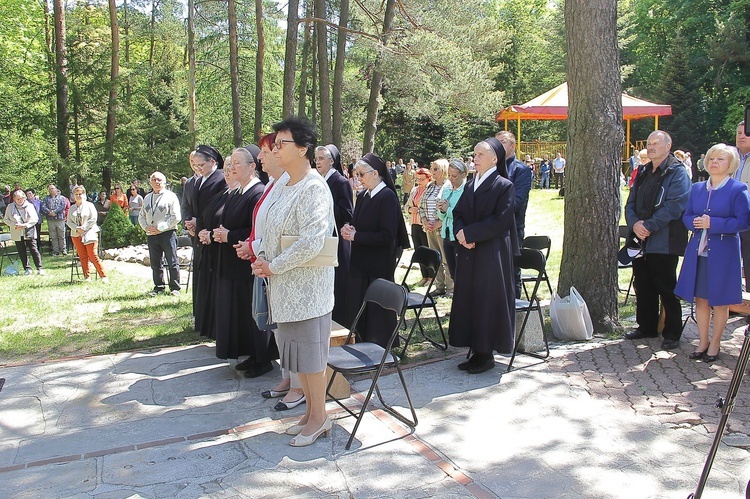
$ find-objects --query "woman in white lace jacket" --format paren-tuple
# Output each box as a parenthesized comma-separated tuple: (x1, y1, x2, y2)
(252, 117, 336, 447)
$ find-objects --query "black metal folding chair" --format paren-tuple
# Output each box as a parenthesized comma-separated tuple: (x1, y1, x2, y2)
(176, 235, 193, 292)
(521, 235, 553, 299)
(508, 248, 550, 372)
(398, 246, 447, 357)
(0, 231, 20, 274)
(618, 225, 635, 305)
(326, 278, 418, 450)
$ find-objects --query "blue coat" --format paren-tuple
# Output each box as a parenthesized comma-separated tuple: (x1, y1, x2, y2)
(675, 178, 750, 306)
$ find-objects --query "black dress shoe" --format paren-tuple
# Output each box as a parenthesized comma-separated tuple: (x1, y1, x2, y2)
(689, 349, 707, 360)
(467, 355, 495, 374)
(235, 358, 256, 371)
(703, 352, 720, 363)
(625, 329, 658, 340)
(458, 353, 480, 371)
(661, 339, 680, 350)
(243, 362, 273, 378)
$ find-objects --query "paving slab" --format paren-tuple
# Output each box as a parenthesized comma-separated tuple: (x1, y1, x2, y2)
(2, 319, 750, 498)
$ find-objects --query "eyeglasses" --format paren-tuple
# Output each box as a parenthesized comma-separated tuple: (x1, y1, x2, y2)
(355, 169, 375, 178)
(272, 139, 296, 150)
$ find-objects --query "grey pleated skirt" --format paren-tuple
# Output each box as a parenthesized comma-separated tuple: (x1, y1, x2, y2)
(275, 312, 332, 374)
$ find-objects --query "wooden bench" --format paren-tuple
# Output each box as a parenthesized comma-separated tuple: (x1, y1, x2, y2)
(729, 292, 750, 315)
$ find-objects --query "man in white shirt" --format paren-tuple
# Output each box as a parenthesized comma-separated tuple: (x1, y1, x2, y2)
(139, 171, 182, 296)
(552, 152, 566, 190)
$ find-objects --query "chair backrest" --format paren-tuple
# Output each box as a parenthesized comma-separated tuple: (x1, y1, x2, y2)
(514, 247, 546, 274)
(618, 225, 630, 240)
(176, 235, 192, 248)
(410, 246, 441, 273)
(522, 235, 551, 258)
(362, 278, 408, 315)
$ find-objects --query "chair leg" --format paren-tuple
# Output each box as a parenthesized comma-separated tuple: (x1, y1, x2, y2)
(508, 308, 532, 371)
(373, 365, 418, 428)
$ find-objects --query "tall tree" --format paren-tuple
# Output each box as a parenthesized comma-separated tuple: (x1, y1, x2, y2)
(332, 0, 349, 146)
(559, 0, 623, 333)
(362, 0, 396, 154)
(187, 0, 197, 148)
(314, 0, 331, 143)
(104, 0, 120, 192)
(298, 0, 312, 117)
(53, 0, 71, 189)
(254, 0, 264, 139)
(282, 0, 299, 118)
(228, 0, 242, 146)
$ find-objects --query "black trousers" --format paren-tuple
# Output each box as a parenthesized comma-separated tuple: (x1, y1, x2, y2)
(410, 223, 433, 278)
(632, 253, 683, 340)
(147, 230, 180, 292)
(15, 238, 43, 271)
(554, 172, 564, 189)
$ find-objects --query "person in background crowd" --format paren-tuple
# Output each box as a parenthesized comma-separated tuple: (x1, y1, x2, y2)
(552, 152, 566, 189)
(624, 130, 691, 350)
(628, 149, 649, 188)
(674, 150, 693, 181)
(436, 158, 467, 287)
(132, 178, 146, 198)
(539, 154, 551, 189)
(139, 171, 181, 295)
(109, 184, 129, 214)
(25, 189, 42, 249)
(3, 185, 11, 206)
(4, 189, 45, 275)
(449, 137, 517, 374)
(67, 185, 107, 282)
(406, 168, 433, 286)
(94, 191, 111, 226)
(127, 185, 144, 225)
(181, 151, 201, 236)
(41, 184, 68, 256)
(421, 159, 452, 296)
(401, 158, 415, 206)
(675, 143, 749, 363)
(732, 121, 750, 292)
(315, 144, 354, 326)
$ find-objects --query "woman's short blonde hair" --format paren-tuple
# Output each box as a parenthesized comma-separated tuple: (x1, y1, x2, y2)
(73, 185, 86, 195)
(705, 143, 741, 175)
(430, 158, 449, 177)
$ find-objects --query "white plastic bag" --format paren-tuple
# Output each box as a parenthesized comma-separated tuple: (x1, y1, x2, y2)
(550, 286, 594, 341)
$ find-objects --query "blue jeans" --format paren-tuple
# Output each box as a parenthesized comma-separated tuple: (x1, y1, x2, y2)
(540, 172, 550, 189)
(147, 230, 180, 292)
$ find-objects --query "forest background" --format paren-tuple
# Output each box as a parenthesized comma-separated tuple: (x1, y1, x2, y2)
(0, 0, 748, 195)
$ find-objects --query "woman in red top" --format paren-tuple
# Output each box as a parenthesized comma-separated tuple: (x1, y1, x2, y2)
(406, 167, 432, 286)
(109, 184, 129, 214)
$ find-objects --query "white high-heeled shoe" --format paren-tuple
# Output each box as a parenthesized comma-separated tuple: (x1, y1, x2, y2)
(285, 422, 304, 436)
(289, 417, 332, 447)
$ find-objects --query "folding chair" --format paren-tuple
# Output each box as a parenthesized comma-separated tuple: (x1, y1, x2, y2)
(0, 231, 20, 274)
(508, 248, 549, 372)
(326, 278, 417, 450)
(521, 235, 553, 298)
(398, 246, 447, 357)
(618, 225, 635, 305)
(176, 235, 194, 292)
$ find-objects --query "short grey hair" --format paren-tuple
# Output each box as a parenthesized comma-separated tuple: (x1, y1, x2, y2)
(315, 146, 333, 161)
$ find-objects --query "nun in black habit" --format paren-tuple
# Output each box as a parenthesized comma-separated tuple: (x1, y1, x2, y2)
(341, 153, 410, 348)
(211, 146, 278, 375)
(190, 145, 227, 332)
(314, 144, 353, 325)
(449, 137, 518, 374)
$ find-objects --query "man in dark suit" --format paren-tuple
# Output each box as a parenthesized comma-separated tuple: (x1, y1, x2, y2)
(496, 131, 532, 297)
(181, 151, 200, 237)
(315, 144, 354, 325)
(449, 137, 517, 374)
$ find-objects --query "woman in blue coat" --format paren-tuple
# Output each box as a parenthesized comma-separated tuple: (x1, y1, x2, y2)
(675, 143, 750, 362)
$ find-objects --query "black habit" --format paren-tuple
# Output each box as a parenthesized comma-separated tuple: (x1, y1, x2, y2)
(345, 186, 401, 348)
(191, 170, 227, 324)
(326, 170, 354, 325)
(214, 181, 278, 361)
(195, 187, 229, 339)
(448, 170, 519, 355)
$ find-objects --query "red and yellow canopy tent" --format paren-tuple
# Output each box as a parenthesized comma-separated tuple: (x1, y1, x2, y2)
(496, 82, 672, 158)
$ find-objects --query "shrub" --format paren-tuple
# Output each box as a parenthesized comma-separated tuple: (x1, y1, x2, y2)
(101, 203, 146, 249)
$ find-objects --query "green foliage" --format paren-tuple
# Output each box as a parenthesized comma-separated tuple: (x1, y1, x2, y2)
(100, 203, 144, 249)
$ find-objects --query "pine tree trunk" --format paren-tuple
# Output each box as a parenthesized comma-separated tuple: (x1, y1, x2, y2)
(53, 0, 70, 190)
(104, 0, 120, 192)
(187, 0, 197, 148)
(332, 0, 348, 146)
(314, 0, 331, 143)
(362, 0, 396, 154)
(228, 0, 243, 146)
(282, 0, 299, 118)
(297, 0, 312, 117)
(310, 27, 317, 125)
(254, 0, 265, 140)
(559, 0, 623, 334)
